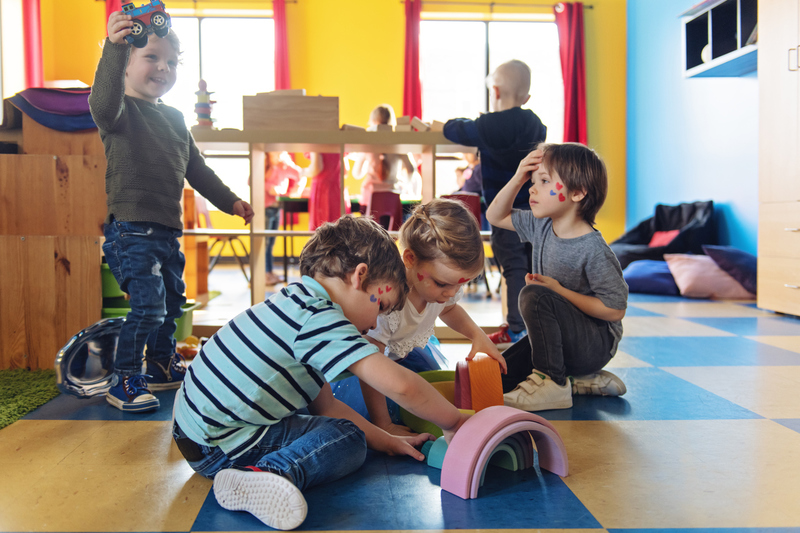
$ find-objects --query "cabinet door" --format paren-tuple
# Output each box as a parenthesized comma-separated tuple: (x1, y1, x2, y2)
(759, 0, 800, 203)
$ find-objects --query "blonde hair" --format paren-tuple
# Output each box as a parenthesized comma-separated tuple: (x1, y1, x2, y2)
(489, 60, 531, 106)
(399, 198, 484, 273)
(370, 104, 396, 126)
(300, 215, 408, 311)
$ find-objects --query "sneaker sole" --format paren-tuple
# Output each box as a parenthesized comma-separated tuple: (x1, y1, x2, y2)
(503, 395, 573, 411)
(147, 381, 183, 392)
(494, 342, 513, 351)
(105, 392, 160, 412)
(571, 370, 627, 396)
(214, 469, 307, 531)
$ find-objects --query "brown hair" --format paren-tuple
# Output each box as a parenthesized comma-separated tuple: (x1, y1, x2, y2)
(300, 215, 408, 311)
(370, 104, 396, 126)
(537, 142, 608, 226)
(399, 198, 484, 274)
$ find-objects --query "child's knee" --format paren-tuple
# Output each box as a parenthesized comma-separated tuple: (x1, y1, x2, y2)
(519, 283, 558, 313)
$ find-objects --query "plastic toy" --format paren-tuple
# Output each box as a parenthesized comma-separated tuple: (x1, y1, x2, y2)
(194, 79, 216, 129)
(122, 0, 171, 48)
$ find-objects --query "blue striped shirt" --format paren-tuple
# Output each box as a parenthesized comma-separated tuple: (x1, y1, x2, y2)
(174, 276, 378, 458)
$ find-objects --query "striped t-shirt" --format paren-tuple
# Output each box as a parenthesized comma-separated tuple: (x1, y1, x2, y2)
(174, 276, 379, 458)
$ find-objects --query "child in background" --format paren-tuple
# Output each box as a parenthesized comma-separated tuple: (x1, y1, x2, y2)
(172, 216, 470, 530)
(352, 104, 419, 202)
(91, 11, 253, 412)
(358, 199, 506, 435)
(444, 59, 547, 348)
(486, 143, 628, 411)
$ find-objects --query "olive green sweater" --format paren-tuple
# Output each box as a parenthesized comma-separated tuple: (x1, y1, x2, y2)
(89, 40, 240, 230)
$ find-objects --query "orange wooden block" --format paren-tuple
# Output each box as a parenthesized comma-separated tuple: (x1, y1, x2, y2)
(467, 355, 504, 411)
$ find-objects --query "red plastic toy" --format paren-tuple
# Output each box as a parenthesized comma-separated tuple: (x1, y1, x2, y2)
(122, 0, 171, 48)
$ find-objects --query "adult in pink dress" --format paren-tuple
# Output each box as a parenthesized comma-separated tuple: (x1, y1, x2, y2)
(307, 152, 349, 230)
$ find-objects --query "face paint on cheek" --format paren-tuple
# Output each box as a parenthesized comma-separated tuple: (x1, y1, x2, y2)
(417, 272, 425, 282)
(555, 183, 563, 191)
(378, 287, 383, 295)
(369, 294, 377, 303)
(550, 190, 556, 196)
(385, 286, 392, 292)
(558, 193, 566, 202)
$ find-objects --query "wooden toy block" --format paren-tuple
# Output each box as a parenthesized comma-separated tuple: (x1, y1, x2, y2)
(396, 115, 411, 125)
(411, 117, 429, 131)
(467, 355, 504, 411)
(430, 120, 445, 132)
(267, 88, 306, 96)
(243, 93, 339, 131)
(454, 360, 472, 410)
(395, 124, 413, 132)
(375, 123, 393, 132)
(340, 124, 366, 131)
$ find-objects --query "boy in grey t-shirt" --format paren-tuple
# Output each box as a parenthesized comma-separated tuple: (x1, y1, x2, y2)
(486, 143, 628, 411)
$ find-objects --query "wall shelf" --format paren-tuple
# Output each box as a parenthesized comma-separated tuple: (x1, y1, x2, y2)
(681, 0, 758, 78)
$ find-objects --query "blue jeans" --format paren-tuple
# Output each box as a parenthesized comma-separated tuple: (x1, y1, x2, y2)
(172, 414, 367, 491)
(490, 225, 532, 333)
(102, 218, 186, 376)
(265, 206, 280, 273)
(501, 284, 615, 389)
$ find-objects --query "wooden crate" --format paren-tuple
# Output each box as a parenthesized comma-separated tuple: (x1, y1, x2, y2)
(21, 114, 105, 157)
(0, 154, 106, 236)
(243, 94, 339, 131)
(0, 235, 101, 370)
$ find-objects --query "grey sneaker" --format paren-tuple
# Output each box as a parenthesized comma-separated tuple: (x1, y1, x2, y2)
(570, 370, 627, 396)
(214, 469, 307, 530)
(502, 371, 573, 411)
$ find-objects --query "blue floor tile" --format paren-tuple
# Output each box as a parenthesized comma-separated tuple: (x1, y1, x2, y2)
(775, 419, 800, 435)
(22, 389, 176, 422)
(192, 451, 599, 531)
(684, 317, 800, 336)
(610, 529, 800, 533)
(618, 337, 800, 367)
(627, 293, 688, 303)
(542, 367, 761, 421)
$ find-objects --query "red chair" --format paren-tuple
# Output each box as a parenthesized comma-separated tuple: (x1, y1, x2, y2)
(364, 191, 403, 231)
(442, 192, 493, 295)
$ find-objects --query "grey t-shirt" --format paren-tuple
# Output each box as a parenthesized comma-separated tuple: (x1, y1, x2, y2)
(511, 209, 628, 355)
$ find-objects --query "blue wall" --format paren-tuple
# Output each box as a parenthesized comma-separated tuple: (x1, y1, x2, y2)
(627, 0, 758, 254)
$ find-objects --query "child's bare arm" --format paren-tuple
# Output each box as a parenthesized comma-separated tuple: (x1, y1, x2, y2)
(309, 383, 432, 460)
(438, 304, 507, 373)
(348, 352, 469, 443)
(486, 150, 542, 230)
(526, 273, 626, 322)
(358, 379, 417, 437)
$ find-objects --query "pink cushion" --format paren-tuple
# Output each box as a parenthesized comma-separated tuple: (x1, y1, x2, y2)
(648, 229, 680, 247)
(664, 254, 756, 300)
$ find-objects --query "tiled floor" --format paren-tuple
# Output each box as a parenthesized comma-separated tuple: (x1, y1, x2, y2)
(3, 265, 800, 532)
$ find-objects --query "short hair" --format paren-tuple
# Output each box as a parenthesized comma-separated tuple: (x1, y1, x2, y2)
(399, 198, 484, 274)
(489, 60, 531, 106)
(537, 142, 608, 226)
(300, 215, 408, 311)
(370, 104, 396, 126)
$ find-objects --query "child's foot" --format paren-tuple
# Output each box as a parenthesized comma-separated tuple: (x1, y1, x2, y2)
(502, 371, 572, 411)
(106, 374, 160, 412)
(213, 468, 307, 530)
(264, 272, 284, 285)
(571, 370, 627, 396)
(487, 323, 527, 349)
(146, 353, 187, 391)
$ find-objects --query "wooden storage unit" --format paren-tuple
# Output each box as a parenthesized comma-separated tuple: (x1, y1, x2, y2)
(0, 120, 106, 369)
(682, 0, 758, 77)
(757, 0, 800, 317)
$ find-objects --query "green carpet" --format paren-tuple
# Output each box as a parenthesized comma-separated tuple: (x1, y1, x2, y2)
(0, 369, 60, 431)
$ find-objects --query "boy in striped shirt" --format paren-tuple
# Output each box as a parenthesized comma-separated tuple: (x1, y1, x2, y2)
(173, 216, 470, 530)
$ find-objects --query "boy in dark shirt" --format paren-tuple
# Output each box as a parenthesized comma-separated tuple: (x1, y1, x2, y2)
(443, 60, 547, 347)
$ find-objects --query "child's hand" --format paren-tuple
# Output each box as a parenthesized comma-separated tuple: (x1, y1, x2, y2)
(379, 422, 419, 438)
(233, 200, 254, 224)
(465, 341, 507, 374)
(513, 149, 543, 184)
(382, 433, 436, 462)
(107, 11, 133, 45)
(526, 273, 562, 291)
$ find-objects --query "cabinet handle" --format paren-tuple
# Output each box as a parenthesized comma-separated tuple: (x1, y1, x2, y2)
(790, 48, 799, 71)
(785, 284, 800, 289)
(785, 228, 800, 232)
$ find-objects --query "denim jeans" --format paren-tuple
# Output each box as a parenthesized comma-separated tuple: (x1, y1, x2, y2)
(501, 284, 615, 388)
(490, 225, 533, 333)
(172, 414, 367, 491)
(102, 218, 186, 376)
(265, 206, 280, 273)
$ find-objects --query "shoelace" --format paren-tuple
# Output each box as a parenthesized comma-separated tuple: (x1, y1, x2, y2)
(124, 375, 152, 394)
(171, 352, 187, 374)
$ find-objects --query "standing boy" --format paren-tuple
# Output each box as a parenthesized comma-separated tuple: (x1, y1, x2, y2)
(443, 59, 547, 347)
(90, 11, 253, 412)
(173, 216, 470, 530)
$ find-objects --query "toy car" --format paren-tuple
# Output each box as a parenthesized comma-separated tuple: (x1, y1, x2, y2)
(121, 0, 171, 48)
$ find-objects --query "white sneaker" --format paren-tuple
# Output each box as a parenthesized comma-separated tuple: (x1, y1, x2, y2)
(213, 469, 307, 530)
(570, 370, 627, 396)
(503, 371, 573, 411)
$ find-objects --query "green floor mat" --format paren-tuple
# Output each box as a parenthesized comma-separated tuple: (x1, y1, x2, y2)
(0, 369, 60, 431)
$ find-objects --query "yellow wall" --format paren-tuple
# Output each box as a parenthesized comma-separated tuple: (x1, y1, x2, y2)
(38, 0, 626, 243)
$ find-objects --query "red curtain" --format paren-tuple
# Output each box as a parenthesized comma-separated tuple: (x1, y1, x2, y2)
(554, 2, 587, 145)
(273, 0, 291, 90)
(106, 0, 123, 28)
(403, 0, 422, 120)
(22, 0, 43, 88)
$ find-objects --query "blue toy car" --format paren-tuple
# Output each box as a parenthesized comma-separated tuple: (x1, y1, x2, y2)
(122, 0, 171, 48)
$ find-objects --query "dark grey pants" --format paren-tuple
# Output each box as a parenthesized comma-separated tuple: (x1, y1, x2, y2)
(490, 225, 532, 333)
(501, 284, 615, 389)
